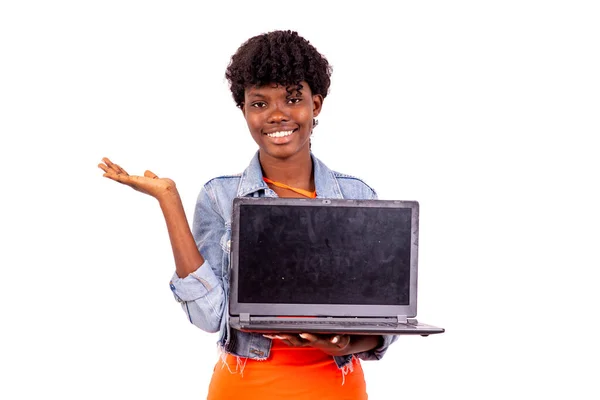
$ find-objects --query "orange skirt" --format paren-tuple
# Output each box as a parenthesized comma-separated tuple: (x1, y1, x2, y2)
(207, 340, 367, 400)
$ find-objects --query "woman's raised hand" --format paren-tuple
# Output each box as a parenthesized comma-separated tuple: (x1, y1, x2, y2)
(98, 157, 178, 201)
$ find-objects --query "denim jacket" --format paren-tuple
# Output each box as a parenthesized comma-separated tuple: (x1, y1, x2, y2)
(169, 151, 397, 370)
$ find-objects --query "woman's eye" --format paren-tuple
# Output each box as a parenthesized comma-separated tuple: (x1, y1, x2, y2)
(251, 102, 266, 108)
(288, 98, 301, 104)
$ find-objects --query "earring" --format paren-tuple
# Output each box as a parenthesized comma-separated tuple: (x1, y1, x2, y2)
(313, 118, 319, 128)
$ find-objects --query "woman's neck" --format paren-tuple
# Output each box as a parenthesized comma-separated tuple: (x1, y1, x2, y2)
(259, 150, 314, 190)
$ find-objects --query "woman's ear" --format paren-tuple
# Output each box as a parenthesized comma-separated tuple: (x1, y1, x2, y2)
(312, 94, 324, 118)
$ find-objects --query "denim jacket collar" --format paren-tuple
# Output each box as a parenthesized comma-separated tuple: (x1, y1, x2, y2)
(237, 151, 344, 199)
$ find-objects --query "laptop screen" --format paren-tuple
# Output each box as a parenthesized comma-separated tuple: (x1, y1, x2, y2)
(237, 203, 412, 306)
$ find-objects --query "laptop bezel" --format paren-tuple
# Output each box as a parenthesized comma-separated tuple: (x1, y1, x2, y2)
(229, 197, 419, 318)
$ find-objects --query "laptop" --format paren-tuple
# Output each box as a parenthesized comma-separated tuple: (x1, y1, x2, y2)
(228, 197, 444, 336)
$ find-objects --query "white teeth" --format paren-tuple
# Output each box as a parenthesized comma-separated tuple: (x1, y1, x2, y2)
(266, 130, 294, 138)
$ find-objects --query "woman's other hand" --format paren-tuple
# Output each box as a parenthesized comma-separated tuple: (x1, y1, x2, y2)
(98, 157, 178, 201)
(263, 333, 351, 356)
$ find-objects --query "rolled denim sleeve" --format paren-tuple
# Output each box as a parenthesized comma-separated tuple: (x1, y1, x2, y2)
(170, 262, 221, 301)
(168, 185, 228, 333)
(354, 335, 398, 361)
(169, 260, 224, 333)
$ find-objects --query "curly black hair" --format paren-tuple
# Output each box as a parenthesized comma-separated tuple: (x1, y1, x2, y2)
(225, 30, 332, 108)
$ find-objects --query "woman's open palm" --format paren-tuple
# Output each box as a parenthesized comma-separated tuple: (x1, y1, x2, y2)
(98, 157, 178, 200)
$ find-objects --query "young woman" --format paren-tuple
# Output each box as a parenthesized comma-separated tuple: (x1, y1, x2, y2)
(99, 30, 396, 399)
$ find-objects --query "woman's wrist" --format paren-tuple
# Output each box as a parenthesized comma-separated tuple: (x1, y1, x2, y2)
(157, 187, 182, 207)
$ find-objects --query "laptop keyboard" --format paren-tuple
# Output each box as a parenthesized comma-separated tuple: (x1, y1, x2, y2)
(251, 319, 399, 327)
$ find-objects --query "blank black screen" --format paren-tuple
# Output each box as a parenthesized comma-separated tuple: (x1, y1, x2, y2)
(237, 205, 412, 305)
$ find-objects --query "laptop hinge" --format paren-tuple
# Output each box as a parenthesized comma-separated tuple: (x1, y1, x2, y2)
(397, 315, 408, 324)
(240, 313, 250, 325)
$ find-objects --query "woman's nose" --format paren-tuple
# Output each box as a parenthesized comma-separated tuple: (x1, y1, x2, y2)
(267, 105, 289, 123)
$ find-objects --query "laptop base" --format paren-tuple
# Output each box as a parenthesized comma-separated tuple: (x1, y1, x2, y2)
(229, 316, 445, 336)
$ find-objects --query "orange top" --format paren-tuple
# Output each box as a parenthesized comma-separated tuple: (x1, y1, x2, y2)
(207, 340, 367, 399)
(263, 177, 317, 198)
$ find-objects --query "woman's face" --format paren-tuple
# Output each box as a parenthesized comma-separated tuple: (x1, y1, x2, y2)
(242, 81, 323, 161)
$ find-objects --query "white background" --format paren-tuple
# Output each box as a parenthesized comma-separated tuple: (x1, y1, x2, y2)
(1, 1, 599, 399)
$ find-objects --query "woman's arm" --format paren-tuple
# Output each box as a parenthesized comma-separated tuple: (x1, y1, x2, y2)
(99, 158, 225, 332)
(98, 157, 204, 278)
(158, 191, 205, 279)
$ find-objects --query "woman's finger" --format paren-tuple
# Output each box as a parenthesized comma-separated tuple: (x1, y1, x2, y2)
(99, 163, 121, 181)
(98, 163, 109, 173)
(144, 170, 158, 179)
(329, 334, 351, 349)
(264, 334, 294, 347)
(279, 334, 306, 347)
(102, 172, 122, 184)
(101, 157, 128, 175)
(263, 334, 285, 340)
(298, 333, 319, 344)
(336, 335, 351, 349)
(299, 333, 348, 349)
(113, 163, 129, 176)
(102, 157, 117, 171)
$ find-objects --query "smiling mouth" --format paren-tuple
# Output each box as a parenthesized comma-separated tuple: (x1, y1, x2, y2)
(265, 129, 295, 138)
